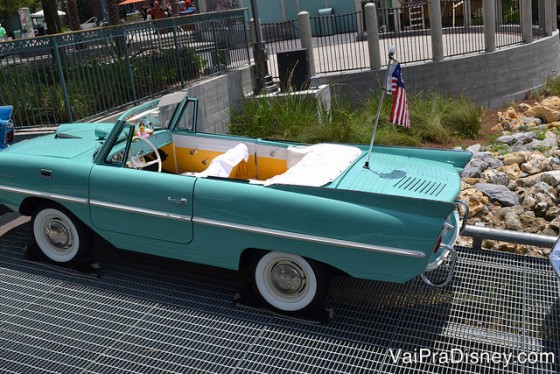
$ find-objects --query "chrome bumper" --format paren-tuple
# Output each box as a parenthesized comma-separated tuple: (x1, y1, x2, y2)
(421, 244, 457, 287)
(549, 238, 560, 279)
(420, 201, 468, 288)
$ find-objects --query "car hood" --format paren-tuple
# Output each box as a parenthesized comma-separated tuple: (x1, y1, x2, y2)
(5, 122, 114, 158)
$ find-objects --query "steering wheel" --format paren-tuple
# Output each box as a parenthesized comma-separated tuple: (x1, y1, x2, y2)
(129, 136, 162, 172)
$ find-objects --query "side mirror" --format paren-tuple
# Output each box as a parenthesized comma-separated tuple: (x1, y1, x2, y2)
(95, 126, 109, 140)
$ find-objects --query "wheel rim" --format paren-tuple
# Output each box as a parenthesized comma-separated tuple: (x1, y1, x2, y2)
(255, 252, 318, 312)
(33, 208, 80, 262)
(267, 260, 307, 300)
(44, 218, 73, 249)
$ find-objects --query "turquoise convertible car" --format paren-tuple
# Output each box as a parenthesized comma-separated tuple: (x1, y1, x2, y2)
(0, 92, 471, 314)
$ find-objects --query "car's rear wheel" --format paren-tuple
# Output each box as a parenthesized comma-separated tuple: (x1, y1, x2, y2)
(251, 251, 328, 314)
(32, 203, 91, 263)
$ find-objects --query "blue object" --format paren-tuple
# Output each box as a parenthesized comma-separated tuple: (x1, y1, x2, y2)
(178, 6, 196, 15)
(0, 106, 14, 149)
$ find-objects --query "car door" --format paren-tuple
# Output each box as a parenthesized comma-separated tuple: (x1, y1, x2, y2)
(89, 165, 195, 245)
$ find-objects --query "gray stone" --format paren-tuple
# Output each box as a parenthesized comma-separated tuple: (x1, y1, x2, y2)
(475, 183, 520, 207)
(466, 144, 482, 154)
(521, 116, 543, 125)
(481, 169, 509, 186)
(461, 158, 489, 178)
(540, 171, 560, 187)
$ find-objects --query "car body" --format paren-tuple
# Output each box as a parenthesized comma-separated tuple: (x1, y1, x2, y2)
(0, 92, 472, 314)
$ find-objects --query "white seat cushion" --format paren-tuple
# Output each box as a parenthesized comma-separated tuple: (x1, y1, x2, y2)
(196, 143, 249, 178)
(263, 143, 362, 187)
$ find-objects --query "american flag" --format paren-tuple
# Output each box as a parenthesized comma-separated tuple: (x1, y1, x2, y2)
(386, 62, 410, 128)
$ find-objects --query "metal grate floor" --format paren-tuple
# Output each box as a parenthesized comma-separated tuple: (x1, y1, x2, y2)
(0, 223, 559, 373)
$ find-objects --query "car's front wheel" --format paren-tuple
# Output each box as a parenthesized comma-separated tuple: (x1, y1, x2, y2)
(251, 251, 328, 314)
(32, 203, 91, 263)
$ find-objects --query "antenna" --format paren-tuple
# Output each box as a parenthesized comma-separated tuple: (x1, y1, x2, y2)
(364, 46, 397, 169)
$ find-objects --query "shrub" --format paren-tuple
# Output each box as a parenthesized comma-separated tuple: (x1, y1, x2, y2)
(229, 91, 483, 146)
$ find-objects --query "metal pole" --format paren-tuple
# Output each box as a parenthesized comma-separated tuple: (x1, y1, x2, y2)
(461, 225, 557, 250)
(364, 47, 395, 169)
(250, 0, 269, 95)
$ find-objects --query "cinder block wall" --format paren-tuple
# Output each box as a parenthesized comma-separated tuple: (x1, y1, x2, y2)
(185, 66, 254, 133)
(321, 32, 560, 109)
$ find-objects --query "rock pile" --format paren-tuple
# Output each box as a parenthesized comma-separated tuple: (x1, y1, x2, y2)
(457, 96, 560, 256)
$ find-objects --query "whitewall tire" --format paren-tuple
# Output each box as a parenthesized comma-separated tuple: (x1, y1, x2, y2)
(252, 251, 328, 313)
(32, 204, 90, 263)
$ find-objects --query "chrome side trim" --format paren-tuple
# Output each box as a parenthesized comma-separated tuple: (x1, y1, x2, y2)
(0, 184, 88, 205)
(89, 200, 192, 222)
(193, 217, 426, 258)
(549, 238, 560, 280)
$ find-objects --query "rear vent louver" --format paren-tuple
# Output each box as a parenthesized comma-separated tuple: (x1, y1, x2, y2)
(394, 176, 446, 196)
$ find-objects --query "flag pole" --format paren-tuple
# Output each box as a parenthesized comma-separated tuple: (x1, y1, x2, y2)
(364, 46, 396, 170)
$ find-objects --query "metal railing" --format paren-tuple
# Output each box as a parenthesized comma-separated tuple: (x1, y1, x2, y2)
(261, 20, 301, 79)
(0, 9, 250, 128)
(263, 1, 528, 78)
(311, 12, 369, 74)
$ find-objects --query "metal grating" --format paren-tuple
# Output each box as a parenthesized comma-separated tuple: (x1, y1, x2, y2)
(0, 223, 559, 373)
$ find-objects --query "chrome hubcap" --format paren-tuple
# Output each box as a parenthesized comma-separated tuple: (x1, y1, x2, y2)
(45, 218, 73, 250)
(270, 261, 306, 297)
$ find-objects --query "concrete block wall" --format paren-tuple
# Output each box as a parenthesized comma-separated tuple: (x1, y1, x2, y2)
(184, 66, 254, 133)
(321, 32, 560, 109)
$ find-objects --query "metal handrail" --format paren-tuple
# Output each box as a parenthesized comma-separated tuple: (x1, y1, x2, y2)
(461, 224, 558, 250)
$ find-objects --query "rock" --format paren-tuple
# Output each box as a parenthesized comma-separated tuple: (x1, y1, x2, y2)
(498, 107, 520, 120)
(475, 183, 520, 206)
(497, 132, 535, 149)
(503, 209, 523, 230)
(525, 104, 560, 123)
(521, 116, 543, 128)
(462, 178, 480, 186)
(525, 137, 558, 152)
(459, 96, 560, 257)
(545, 205, 560, 221)
(540, 170, 560, 187)
(550, 215, 560, 232)
(518, 102, 532, 113)
(541, 96, 560, 110)
(481, 169, 509, 186)
(519, 211, 549, 233)
(473, 152, 503, 168)
(461, 158, 489, 178)
(521, 182, 556, 217)
(498, 163, 523, 179)
(516, 173, 540, 188)
(520, 152, 550, 174)
(466, 144, 482, 154)
(458, 188, 488, 216)
(501, 152, 529, 165)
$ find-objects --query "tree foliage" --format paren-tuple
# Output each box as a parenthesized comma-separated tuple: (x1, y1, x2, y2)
(0, 0, 38, 13)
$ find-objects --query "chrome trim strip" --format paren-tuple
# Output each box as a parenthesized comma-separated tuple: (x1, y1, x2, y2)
(0, 185, 88, 205)
(89, 200, 192, 222)
(193, 217, 425, 258)
(549, 238, 560, 280)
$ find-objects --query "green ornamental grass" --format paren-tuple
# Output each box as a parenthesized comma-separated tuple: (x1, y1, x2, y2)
(230, 91, 484, 146)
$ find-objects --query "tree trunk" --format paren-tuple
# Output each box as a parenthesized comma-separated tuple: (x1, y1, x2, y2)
(107, 0, 121, 26)
(67, 0, 81, 31)
(41, 0, 62, 35)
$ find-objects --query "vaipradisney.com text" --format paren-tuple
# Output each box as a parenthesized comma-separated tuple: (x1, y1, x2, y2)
(389, 348, 555, 368)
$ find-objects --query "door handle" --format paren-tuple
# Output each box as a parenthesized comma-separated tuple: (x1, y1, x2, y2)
(168, 197, 188, 204)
